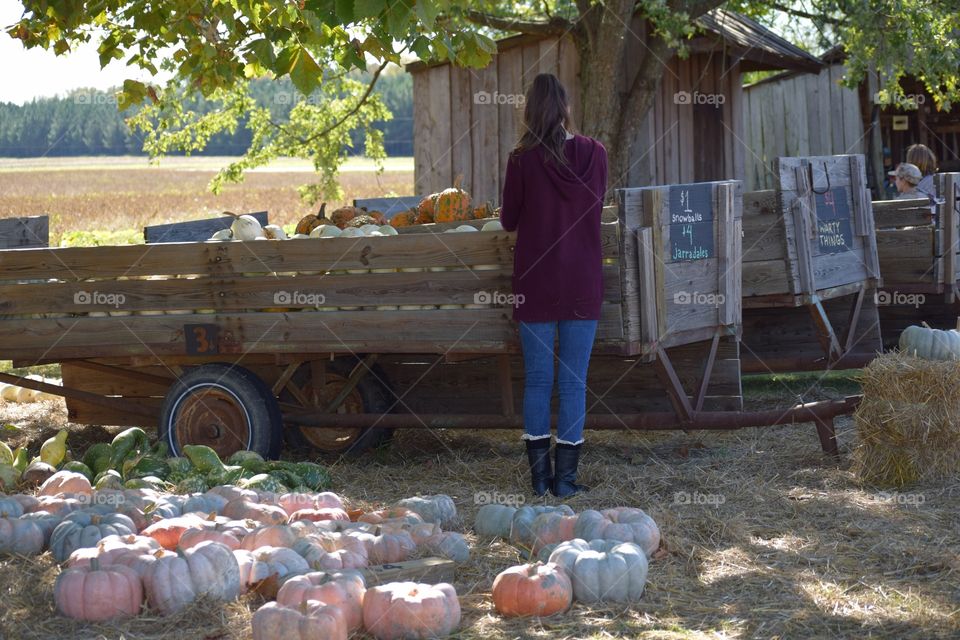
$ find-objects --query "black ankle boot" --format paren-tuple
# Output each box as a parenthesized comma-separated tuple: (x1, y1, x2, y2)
(552, 442, 588, 497)
(525, 439, 553, 497)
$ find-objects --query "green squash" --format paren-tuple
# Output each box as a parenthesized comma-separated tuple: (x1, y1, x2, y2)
(81, 442, 114, 476)
(60, 461, 93, 481)
(181, 444, 226, 475)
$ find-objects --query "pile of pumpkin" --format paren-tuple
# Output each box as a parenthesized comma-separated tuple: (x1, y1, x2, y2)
(0, 470, 465, 639)
(389, 176, 497, 228)
(477, 503, 660, 617)
(0, 375, 62, 404)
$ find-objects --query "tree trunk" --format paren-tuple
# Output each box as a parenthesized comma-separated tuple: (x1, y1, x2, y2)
(574, 10, 673, 195)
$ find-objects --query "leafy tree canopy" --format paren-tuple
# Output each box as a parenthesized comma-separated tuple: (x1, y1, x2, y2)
(9, 1, 960, 198)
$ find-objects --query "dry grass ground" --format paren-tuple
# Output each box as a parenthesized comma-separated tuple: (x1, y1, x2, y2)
(0, 160, 957, 638)
(0, 375, 957, 640)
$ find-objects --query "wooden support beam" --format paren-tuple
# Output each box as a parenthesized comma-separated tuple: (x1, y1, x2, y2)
(0, 371, 158, 418)
(693, 331, 721, 412)
(841, 286, 866, 353)
(271, 361, 303, 397)
(807, 298, 843, 361)
(652, 347, 694, 422)
(324, 354, 380, 413)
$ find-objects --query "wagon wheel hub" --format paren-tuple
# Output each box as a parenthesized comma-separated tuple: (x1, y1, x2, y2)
(175, 388, 250, 459)
(284, 371, 365, 452)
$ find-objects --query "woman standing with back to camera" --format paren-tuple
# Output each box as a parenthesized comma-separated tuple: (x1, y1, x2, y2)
(499, 73, 608, 498)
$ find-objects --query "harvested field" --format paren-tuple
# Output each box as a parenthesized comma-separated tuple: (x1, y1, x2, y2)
(0, 156, 414, 244)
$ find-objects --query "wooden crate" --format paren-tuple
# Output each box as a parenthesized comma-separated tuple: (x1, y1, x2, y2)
(0, 216, 48, 249)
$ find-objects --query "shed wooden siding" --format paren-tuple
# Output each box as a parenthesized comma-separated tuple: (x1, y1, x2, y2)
(411, 36, 745, 204)
(742, 64, 864, 191)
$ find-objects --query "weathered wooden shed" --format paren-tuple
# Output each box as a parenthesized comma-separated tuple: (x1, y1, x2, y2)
(407, 9, 821, 203)
(742, 47, 960, 194)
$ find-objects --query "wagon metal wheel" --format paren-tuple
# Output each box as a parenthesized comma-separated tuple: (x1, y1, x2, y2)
(280, 357, 393, 455)
(159, 363, 283, 459)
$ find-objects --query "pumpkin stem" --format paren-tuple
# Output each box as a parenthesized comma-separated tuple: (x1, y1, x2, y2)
(221, 210, 240, 218)
(453, 174, 464, 190)
(318, 202, 327, 217)
(299, 599, 309, 615)
(175, 546, 187, 559)
(90, 557, 100, 572)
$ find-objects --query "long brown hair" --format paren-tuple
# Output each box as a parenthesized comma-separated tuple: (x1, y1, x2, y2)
(906, 143, 937, 176)
(513, 73, 572, 165)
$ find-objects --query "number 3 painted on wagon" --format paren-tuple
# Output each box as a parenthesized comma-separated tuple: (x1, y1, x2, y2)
(184, 324, 220, 355)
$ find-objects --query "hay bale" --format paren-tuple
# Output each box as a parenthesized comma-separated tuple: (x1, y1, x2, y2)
(853, 351, 960, 487)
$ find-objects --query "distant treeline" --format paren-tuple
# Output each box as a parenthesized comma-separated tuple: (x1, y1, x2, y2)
(0, 69, 413, 157)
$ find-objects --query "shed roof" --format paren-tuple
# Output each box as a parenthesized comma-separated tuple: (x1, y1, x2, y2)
(407, 8, 822, 74)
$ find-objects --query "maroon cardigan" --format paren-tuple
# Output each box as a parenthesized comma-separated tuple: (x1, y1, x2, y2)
(500, 134, 608, 322)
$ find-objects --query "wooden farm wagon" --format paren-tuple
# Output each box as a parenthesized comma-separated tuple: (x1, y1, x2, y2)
(740, 154, 884, 372)
(874, 173, 960, 347)
(0, 181, 856, 458)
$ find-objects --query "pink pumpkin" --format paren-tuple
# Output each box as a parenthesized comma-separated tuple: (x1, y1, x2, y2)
(54, 559, 143, 621)
(277, 570, 366, 632)
(289, 508, 349, 523)
(40, 471, 93, 498)
(252, 600, 347, 640)
(362, 582, 460, 640)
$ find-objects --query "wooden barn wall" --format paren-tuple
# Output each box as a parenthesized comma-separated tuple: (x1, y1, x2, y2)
(411, 36, 744, 204)
(742, 63, 864, 191)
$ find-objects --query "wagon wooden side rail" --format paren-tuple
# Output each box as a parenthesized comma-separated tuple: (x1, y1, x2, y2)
(0, 180, 854, 458)
(874, 173, 960, 347)
(740, 154, 883, 372)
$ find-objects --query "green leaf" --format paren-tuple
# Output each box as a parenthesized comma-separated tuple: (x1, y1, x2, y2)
(246, 37, 276, 66)
(334, 0, 353, 22)
(117, 79, 148, 110)
(353, 0, 386, 19)
(289, 46, 322, 95)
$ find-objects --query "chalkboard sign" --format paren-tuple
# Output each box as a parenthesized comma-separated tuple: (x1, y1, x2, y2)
(814, 186, 853, 254)
(668, 183, 714, 261)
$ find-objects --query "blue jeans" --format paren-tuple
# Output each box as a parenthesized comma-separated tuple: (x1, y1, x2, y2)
(519, 320, 598, 445)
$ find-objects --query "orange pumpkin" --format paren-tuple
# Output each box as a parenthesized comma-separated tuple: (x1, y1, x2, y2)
(491, 562, 572, 618)
(472, 201, 494, 220)
(390, 210, 418, 228)
(366, 210, 387, 225)
(331, 206, 364, 229)
(433, 175, 472, 223)
(416, 195, 437, 224)
(296, 203, 328, 235)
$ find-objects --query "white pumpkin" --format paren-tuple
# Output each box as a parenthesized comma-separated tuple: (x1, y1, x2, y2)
(375, 305, 399, 311)
(481, 220, 503, 232)
(1, 385, 18, 402)
(208, 228, 234, 241)
(455, 225, 478, 232)
(899, 325, 960, 361)
(360, 224, 380, 235)
(377, 225, 399, 236)
(231, 214, 265, 241)
(340, 227, 363, 238)
(263, 224, 287, 240)
(291, 233, 311, 239)
(311, 225, 341, 238)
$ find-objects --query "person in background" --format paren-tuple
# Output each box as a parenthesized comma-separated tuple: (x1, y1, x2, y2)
(889, 162, 923, 199)
(500, 73, 608, 498)
(906, 143, 937, 200)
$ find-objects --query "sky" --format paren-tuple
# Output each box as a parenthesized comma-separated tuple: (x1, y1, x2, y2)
(0, 0, 160, 105)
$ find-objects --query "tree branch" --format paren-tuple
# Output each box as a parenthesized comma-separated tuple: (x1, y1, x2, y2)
(464, 10, 572, 36)
(274, 61, 389, 146)
(765, 1, 847, 26)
